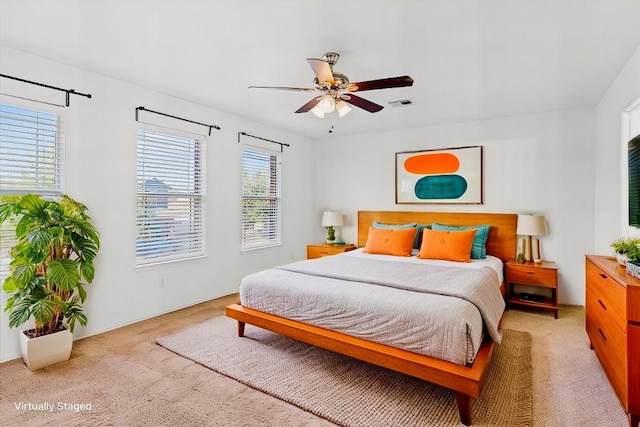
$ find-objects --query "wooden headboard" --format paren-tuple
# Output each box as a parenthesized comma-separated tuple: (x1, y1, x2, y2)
(357, 211, 518, 263)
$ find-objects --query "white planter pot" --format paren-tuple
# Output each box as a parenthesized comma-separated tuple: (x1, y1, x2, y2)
(20, 328, 73, 371)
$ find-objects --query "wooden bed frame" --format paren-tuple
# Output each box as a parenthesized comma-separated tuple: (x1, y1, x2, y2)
(226, 210, 517, 425)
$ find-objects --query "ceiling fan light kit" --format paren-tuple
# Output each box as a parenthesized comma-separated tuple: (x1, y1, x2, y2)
(249, 52, 414, 121)
(318, 94, 336, 113)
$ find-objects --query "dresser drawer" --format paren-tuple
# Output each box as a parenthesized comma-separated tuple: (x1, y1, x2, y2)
(628, 324, 640, 415)
(586, 260, 626, 331)
(506, 265, 557, 287)
(586, 312, 628, 406)
(307, 244, 355, 259)
(307, 246, 336, 258)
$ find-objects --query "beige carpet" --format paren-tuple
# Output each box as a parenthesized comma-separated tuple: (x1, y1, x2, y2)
(157, 315, 532, 427)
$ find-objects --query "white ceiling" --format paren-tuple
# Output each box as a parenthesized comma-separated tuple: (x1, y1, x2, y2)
(2, 0, 640, 139)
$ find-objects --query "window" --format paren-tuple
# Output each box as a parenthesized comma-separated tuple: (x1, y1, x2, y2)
(0, 103, 64, 279)
(242, 148, 281, 249)
(136, 129, 204, 265)
(625, 96, 640, 232)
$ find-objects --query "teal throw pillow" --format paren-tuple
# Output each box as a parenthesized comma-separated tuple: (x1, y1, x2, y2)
(372, 221, 417, 229)
(431, 223, 490, 259)
(413, 224, 432, 249)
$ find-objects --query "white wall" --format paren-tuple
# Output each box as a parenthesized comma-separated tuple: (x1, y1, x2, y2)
(0, 46, 316, 362)
(594, 44, 640, 249)
(313, 108, 596, 306)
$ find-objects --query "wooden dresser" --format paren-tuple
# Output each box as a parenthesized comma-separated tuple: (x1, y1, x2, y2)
(585, 255, 640, 427)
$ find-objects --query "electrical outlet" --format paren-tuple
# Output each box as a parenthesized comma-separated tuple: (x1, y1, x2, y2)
(159, 278, 165, 288)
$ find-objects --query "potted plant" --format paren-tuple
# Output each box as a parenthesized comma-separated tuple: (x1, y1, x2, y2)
(610, 237, 640, 266)
(0, 194, 100, 371)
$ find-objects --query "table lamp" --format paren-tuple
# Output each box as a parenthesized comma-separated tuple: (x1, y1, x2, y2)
(321, 211, 344, 244)
(516, 214, 547, 262)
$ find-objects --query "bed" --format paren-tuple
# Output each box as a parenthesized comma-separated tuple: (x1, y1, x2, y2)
(226, 210, 517, 425)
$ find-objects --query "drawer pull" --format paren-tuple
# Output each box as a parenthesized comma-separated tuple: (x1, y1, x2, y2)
(525, 272, 535, 275)
(319, 251, 329, 255)
(599, 273, 608, 279)
(598, 299, 607, 310)
(598, 328, 607, 341)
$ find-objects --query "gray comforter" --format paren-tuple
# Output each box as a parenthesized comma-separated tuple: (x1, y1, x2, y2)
(239, 254, 505, 365)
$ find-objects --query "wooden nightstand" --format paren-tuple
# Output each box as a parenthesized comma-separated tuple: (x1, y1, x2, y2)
(506, 259, 559, 318)
(307, 243, 356, 259)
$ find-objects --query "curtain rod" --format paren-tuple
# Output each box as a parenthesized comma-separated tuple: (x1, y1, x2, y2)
(135, 106, 221, 136)
(0, 73, 92, 107)
(238, 132, 289, 152)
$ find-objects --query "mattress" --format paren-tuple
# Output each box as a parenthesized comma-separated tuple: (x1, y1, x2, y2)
(239, 251, 505, 365)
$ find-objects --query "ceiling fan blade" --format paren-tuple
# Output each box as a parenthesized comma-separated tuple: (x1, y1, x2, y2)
(307, 58, 334, 85)
(347, 76, 414, 92)
(341, 94, 383, 113)
(295, 97, 321, 113)
(249, 85, 316, 92)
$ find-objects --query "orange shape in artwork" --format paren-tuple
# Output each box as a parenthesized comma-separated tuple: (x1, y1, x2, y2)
(404, 153, 460, 174)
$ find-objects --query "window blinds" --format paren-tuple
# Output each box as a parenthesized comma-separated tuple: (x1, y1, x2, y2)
(136, 129, 204, 265)
(0, 104, 64, 280)
(0, 104, 63, 194)
(242, 149, 281, 249)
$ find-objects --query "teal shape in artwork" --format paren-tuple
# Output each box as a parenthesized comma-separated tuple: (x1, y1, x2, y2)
(414, 175, 468, 199)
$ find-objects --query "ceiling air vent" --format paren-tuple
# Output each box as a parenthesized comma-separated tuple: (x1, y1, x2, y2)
(388, 99, 413, 106)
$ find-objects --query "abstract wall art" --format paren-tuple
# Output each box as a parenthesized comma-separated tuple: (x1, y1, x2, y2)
(395, 146, 483, 204)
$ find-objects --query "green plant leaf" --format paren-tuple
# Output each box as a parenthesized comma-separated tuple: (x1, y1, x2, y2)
(73, 235, 99, 262)
(20, 194, 48, 212)
(76, 312, 87, 327)
(77, 283, 87, 303)
(4, 290, 21, 311)
(8, 299, 32, 328)
(9, 261, 36, 288)
(2, 275, 19, 292)
(0, 198, 19, 223)
(26, 228, 53, 251)
(30, 298, 55, 325)
(47, 259, 80, 291)
(80, 261, 95, 284)
(63, 296, 87, 332)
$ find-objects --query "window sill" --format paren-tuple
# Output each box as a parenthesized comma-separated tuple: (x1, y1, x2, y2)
(241, 243, 282, 253)
(134, 254, 208, 271)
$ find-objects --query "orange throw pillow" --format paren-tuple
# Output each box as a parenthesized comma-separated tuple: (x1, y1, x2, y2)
(418, 228, 477, 262)
(363, 227, 417, 257)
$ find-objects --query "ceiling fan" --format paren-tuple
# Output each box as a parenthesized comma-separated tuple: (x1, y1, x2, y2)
(249, 52, 414, 119)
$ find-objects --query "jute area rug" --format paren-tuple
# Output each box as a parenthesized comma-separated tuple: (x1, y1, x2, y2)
(156, 315, 533, 427)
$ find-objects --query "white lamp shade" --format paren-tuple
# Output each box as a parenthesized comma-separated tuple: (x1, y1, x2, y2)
(516, 215, 547, 236)
(318, 95, 335, 113)
(321, 211, 343, 227)
(310, 105, 325, 118)
(336, 100, 352, 118)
